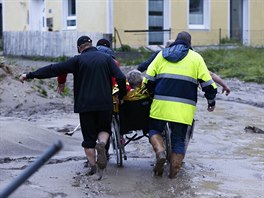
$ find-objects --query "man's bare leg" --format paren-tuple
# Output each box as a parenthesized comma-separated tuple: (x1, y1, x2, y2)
(84, 148, 96, 175)
(98, 131, 109, 144)
(96, 131, 110, 169)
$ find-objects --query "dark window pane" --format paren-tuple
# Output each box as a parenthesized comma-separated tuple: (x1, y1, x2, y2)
(190, 0, 203, 12)
(189, 0, 203, 24)
(67, 19, 76, 27)
(149, 26, 163, 30)
(149, 11, 163, 16)
(68, 0, 76, 16)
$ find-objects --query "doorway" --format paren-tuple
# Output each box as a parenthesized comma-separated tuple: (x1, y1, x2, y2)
(29, 0, 45, 31)
(230, 0, 243, 41)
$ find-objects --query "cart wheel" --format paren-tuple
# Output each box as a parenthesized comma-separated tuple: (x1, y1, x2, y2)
(184, 120, 195, 153)
(164, 123, 172, 162)
(111, 116, 123, 167)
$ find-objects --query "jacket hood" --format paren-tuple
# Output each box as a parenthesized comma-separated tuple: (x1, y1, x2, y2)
(162, 40, 190, 62)
(96, 45, 115, 58)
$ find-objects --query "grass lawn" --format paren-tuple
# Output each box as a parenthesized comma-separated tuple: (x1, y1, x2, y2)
(200, 47, 264, 84)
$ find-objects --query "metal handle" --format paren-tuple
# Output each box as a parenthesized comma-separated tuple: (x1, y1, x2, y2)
(0, 140, 63, 198)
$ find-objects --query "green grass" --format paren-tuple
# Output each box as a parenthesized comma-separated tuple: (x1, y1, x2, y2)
(200, 47, 264, 83)
(18, 46, 264, 84)
(118, 46, 264, 84)
(116, 46, 152, 66)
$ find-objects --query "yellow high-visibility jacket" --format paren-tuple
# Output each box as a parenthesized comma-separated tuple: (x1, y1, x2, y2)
(143, 47, 217, 125)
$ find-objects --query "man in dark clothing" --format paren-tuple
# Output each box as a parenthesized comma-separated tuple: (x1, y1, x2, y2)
(19, 35, 127, 175)
(137, 50, 160, 72)
(56, 38, 122, 162)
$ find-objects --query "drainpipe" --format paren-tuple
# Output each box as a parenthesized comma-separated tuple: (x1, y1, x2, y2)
(106, 0, 113, 48)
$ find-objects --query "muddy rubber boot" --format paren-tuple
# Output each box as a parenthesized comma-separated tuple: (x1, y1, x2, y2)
(95, 142, 107, 170)
(150, 134, 166, 176)
(169, 153, 184, 179)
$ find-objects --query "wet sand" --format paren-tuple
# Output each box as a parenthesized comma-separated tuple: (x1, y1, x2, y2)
(0, 58, 263, 197)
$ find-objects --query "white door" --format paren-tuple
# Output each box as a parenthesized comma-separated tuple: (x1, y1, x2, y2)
(29, 0, 45, 31)
(230, 0, 243, 41)
(242, 0, 250, 45)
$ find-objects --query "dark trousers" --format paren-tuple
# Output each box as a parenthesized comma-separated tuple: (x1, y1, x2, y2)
(149, 118, 188, 155)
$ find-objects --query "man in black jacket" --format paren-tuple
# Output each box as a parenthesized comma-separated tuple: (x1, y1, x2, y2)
(19, 35, 127, 176)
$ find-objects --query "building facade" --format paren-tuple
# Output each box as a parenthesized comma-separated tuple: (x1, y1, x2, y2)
(1, 0, 264, 50)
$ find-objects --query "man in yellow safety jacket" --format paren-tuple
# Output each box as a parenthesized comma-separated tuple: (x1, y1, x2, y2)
(143, 31, 217, 178)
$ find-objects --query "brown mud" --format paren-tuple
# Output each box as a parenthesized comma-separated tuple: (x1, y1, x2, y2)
(0, 57, 263, 198)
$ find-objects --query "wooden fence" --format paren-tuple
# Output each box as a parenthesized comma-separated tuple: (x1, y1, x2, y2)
(3, 31, 104, 57)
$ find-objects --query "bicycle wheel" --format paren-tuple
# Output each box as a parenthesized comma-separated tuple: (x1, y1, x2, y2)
(164, 123, 172, 162)
(111, 115, 123, 167)
(184, 120, 195, 153)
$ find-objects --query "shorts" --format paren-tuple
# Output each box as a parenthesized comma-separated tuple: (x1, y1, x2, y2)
(79, 110, 112, 148)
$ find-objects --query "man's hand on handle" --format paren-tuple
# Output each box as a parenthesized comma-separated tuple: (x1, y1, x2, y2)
(19, 73, 27, 83)
(207, 105, 215, 112)
(207, 100, 215, 112)
(57, 83, 65, 94)
(222, 85, 231, 96)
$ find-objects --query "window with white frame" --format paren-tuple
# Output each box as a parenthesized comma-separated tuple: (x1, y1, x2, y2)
(189, 0, 210, 29)
(65, 0, 76, 29)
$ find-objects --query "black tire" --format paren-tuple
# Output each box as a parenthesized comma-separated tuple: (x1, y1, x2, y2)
(184, 120, 195, 153)
(111, 115, 123, 167)
(164, 123, 172, 162)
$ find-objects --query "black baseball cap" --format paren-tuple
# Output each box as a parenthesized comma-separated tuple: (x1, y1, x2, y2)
(96, 39, 111, 48)
(77, 36, 92, 47)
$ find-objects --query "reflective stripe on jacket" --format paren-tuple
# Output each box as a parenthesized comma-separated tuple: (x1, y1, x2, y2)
(143, 49, 217, 125)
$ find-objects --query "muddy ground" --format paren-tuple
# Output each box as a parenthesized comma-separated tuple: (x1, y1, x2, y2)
(0, 57, 263, 198)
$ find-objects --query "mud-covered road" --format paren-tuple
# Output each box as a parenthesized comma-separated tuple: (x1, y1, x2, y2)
(0, 57, 263, 198)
